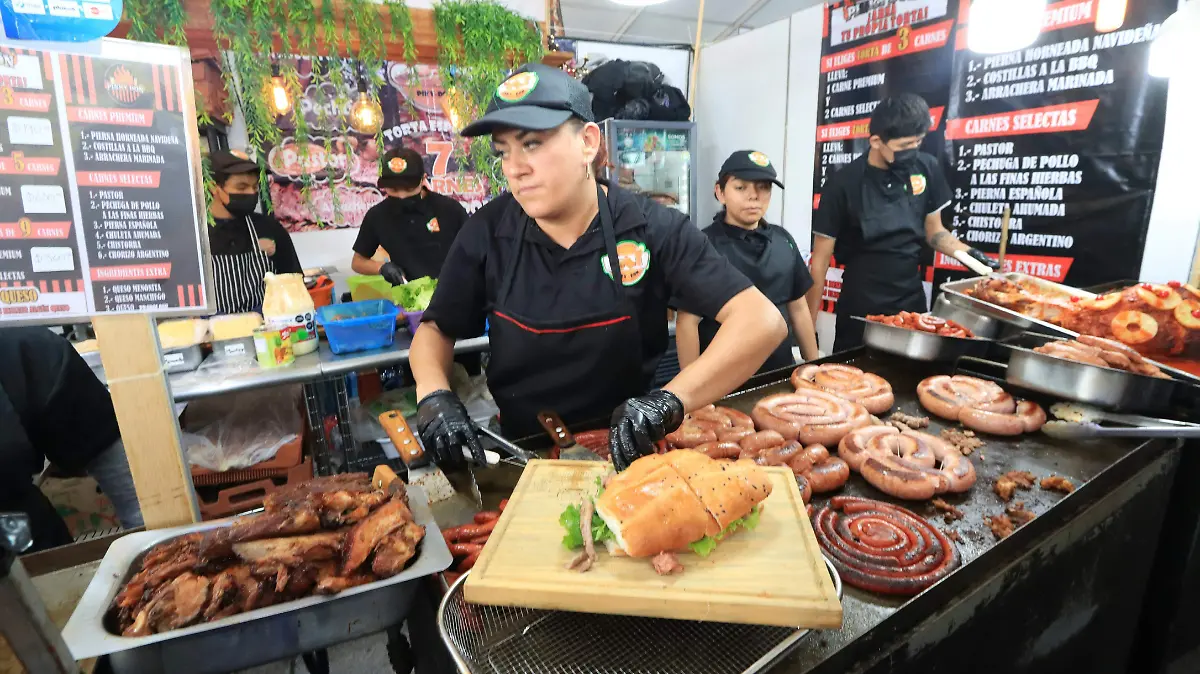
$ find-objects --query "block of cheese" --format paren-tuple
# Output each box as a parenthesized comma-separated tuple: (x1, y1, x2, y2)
(210, 312, 263, 341)
(156, 318, 209, 349)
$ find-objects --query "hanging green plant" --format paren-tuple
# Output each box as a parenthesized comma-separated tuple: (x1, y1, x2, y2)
(433, 0, 544, 196)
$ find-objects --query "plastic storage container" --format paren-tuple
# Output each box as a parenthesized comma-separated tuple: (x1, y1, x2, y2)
(316, 300, 399, 354)
(402, 310, 424, 334)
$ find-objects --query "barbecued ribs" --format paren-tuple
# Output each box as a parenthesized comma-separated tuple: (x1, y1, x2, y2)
(111, 472, 424, 637)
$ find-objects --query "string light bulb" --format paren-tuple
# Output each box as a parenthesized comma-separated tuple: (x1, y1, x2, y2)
(967, 0, 1047, 54)
(1094, 0, 1127, 33)
(440, 85, 468, 132)
(268, 63, 290, 116)
(349, 72, 382, 134)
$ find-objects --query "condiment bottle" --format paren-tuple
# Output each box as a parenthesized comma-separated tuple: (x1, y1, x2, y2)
(261, 272, 317, 356)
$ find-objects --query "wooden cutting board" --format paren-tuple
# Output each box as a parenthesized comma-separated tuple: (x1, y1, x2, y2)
(464, 459, 842, 629)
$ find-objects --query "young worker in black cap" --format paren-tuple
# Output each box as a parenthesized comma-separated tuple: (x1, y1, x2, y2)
(676, 151, 819, 374)
(207, 149, 302, 314)
(408, 63, 787, 472)
(807, 94, 998, 352)
(351, 147, 469, 284)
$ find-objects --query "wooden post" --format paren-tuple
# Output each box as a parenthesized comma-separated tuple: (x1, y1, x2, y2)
(688, 0, 706, 115)
(93, 314, 200, 529)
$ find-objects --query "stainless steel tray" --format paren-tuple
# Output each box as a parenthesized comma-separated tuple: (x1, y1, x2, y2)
(62, 485, 452, 674)
(931, 294, 1004, 339)
(1006, 343, 1180, 415)
(162, 344, 205, 374)
(940, 272, 1093, 336)
(857, 316, 991, 362)
(437, 556, 843, 674)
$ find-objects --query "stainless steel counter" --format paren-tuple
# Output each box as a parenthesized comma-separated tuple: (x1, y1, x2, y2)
(318, 333, 490, 377)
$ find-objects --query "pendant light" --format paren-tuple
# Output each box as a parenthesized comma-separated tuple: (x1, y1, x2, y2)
(268, 63, 291, 116)
(1150, 1, 1200, 78)
(1094, 0, 1128, 33)
(967, 0, 1048, 54)
(349, 68, 383, 135)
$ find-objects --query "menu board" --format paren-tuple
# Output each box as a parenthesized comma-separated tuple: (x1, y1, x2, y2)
(0, 38, 209, 324)
(811, 0, 1174, 310)
(933, 0, 1173, 288)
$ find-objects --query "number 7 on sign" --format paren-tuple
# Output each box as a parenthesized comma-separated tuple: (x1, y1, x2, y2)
(424, 140, 452, 177)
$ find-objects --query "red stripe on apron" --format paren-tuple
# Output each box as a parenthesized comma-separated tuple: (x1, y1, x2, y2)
(493, 311, 632, 335)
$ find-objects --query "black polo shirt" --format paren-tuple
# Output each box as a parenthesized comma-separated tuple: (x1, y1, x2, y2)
(209, 213, 302, 274)
(814, 152, 951, 264)
(352, 191, 468, 280)
(424, 184, 754, 378)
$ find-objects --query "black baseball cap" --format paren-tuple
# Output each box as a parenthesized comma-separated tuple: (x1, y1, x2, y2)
(209, 149, 259, 175)
(379, 147, 425, 188)
(719, 150, 785, 189)
(461, 63, 595, 138)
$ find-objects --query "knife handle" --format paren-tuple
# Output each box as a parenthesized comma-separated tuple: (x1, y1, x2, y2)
(373, 464, 401, 491)
(379, 411, 424, 467)
(537, 411, 575, 449)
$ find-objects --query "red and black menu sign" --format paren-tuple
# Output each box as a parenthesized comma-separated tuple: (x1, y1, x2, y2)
(0, 39, 208, 323)
(811, 0, 1174, 308)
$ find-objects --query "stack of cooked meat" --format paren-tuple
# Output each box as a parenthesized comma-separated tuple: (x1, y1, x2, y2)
(1033, 335, 1170, 378)
(110, 474, 425, 637)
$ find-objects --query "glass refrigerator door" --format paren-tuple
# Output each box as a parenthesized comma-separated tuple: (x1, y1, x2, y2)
(606, 121, 695, 217)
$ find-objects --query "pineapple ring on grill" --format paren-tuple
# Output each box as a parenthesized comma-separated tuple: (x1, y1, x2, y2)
(1175, 300, 1200, 330)
(1135, 284, 1182, 311)
(1111, 311, 1159, 345)
(1082, 293, 1121, 311)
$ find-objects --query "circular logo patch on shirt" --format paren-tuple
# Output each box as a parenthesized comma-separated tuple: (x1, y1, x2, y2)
(748, 151, 771, 167)
(910, 174, 927, 196)
(496, 72, 539, 103)
(388, 157, 408, 174)
(601, 240, 651, 286)
(426, 217, 440, 233)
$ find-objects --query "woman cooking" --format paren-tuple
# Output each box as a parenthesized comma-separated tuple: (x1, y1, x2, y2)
(206, 150, 303, 314)
(410, 63, 787, 472)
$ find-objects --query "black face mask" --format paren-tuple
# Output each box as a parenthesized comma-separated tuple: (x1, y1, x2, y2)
(225, 193, 259, 216)
(386, 192, 429, 215)
(889, 148, 919, 169)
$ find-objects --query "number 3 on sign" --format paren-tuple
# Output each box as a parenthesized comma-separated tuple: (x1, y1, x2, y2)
(424, 140, 452, 177)
(0, 87, 12, 105)
(897, 27, 911, 51)
(18, 217, 30, 237)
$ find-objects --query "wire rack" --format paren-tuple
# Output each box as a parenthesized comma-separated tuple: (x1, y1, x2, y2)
(437, 557, 842, 674)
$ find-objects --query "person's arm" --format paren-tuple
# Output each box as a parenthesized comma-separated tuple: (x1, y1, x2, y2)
(411, 320, 456, 398)
(807, 234, 835, 319)
(664, 289, 786, 412)
(261, 216, 302, 273)
(925, 212, 969, 255)
(351, 252, 385, 275)
(787, 299, 820, 361)
(674, 310, 701, 369)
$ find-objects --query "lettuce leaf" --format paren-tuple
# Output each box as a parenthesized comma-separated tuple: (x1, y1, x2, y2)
(559, 501, 615, 550)
(688, 505, 763, 558)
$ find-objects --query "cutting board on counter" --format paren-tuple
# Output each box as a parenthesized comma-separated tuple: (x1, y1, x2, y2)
(464, 459, 842, 629)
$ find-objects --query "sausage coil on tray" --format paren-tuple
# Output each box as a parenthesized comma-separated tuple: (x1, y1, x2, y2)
(790, 364, 895, 415)
(866, 311, 976, 339)
(916, 375, 1046, 436)
(838, 426, 976, 500)
(751, 390, 873, 447)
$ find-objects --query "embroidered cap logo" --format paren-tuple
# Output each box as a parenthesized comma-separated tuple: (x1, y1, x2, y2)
(388, 157, 408, 174)
(748, 152, 771, 167)
(496, 72, 539, 103)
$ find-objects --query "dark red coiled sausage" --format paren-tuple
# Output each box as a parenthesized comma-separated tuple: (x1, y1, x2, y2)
(812, 496, 961, 596)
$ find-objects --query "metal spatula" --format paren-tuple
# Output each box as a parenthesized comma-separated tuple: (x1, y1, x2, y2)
(1042, 420, 1200, 439)
(537, 411, 606, 462)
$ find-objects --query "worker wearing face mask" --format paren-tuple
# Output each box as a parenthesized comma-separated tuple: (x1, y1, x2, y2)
(351, 147, 469, 285)
(206, 150, 303, 314)
(806, 94, 998, 352)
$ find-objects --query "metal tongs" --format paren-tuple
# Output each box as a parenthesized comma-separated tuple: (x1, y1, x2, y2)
(474, 423, 537, 466)
(1041, 402, 1200, 440)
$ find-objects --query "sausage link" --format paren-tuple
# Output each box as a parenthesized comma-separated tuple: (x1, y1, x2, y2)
(474, 511, 500, 524)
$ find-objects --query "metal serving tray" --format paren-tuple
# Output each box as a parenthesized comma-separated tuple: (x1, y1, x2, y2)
(940, 272, 1094, 336)
(857, 316, 991, 362)
(61, 485, 452, 674)
(438, 557, 843, 674)
(1006, 342, 1181, 415)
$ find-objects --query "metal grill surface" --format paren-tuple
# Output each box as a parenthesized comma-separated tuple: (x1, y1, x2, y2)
(438, 558, 842, 674)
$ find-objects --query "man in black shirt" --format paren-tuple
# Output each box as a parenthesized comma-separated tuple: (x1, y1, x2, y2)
(207, 150, 303, 314)
(807, 94, 998, 352)
(351, 147, 468, 285)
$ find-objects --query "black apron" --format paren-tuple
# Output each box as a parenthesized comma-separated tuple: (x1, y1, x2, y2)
(699, 224, 796, 373)
(486, 186, 648, 438)
(833, 176, 928, 353)
(211, 216, 274, 314)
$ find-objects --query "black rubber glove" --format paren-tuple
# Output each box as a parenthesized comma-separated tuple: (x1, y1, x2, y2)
(415, 390, 486, 469)
(609, 390, 685, 472)
(965, 247, 1001, 271)
(379, 261, 406, 286)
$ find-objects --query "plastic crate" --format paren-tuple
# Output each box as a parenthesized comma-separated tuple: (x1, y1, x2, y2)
(346, 275, 393, 302)
(316, 299, 399, 354)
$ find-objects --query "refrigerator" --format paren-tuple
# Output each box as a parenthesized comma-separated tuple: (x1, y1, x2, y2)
(602, 120, 697, 218)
